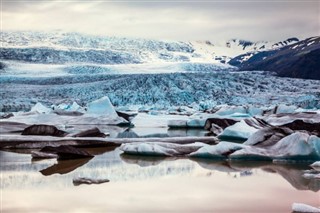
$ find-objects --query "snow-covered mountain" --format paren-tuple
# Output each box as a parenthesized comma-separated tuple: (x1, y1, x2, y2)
(0, 31, 298, 65)
(229, 36, 320, 80)
(189, 38, 299, 63)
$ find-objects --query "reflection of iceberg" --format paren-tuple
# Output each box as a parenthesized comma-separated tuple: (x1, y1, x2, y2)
(168, 128, 208, 137)
(40, 158, 91, 176)
(261, 164, 320, 192)
(191, 158, 319, 192)
(120, 153, 176, 167)
(191, 158, 269, 173)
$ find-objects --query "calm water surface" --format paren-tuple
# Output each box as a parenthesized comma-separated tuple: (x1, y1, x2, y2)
(1, 147, 319, 213)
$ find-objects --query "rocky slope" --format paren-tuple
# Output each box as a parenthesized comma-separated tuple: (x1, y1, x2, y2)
(229, 37, 320, 80)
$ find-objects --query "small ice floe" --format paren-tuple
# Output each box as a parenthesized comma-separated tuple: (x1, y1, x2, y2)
(292, 203, 320, 213)
(73, 177, 110, 186)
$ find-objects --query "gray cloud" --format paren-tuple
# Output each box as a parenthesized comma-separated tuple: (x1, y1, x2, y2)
(2, 0, 319, 41)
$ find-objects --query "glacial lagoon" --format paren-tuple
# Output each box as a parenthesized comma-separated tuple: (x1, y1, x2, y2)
(1, 147, 319, 213)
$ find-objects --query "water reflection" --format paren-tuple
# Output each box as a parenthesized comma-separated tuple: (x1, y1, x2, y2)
(191, 158, 320, 192)
(40, 158, 92, 176)
(1, 149, 319, 193)
(120, 153, 176, 167)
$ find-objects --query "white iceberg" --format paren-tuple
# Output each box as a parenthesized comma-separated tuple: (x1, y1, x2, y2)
(292, 203, 320, 213)
(231, 133, 320, 161)
(30, 102, 52, 114)
(218, 120, 258, 140)
(120, 142, 206, 157)
(276, 104, 297, 114)
(69, 102, 84, 112)
(189, 142, 246, 159)
(214, 105, 247, 116)
(247, 106, 264, 116)
(87, 96, 117, 117)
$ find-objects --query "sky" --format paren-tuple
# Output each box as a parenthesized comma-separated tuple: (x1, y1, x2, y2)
(1, 0, 319, 41)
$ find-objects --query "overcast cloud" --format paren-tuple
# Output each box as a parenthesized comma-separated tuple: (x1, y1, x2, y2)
(2, 0, 319, 41)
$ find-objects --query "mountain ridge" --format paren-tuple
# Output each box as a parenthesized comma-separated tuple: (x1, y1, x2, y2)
(229, 36, 320, 80)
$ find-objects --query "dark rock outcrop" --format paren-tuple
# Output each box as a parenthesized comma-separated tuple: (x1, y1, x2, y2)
(21, 124, 68, 137)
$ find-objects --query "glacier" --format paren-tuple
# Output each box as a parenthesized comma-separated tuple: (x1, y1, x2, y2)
(1, 71, 319, 112)
(0, 31, 317, 112)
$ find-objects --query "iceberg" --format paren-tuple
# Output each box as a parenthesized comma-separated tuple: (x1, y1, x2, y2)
(275, 104, 297, 114)
(167, 120, 188, 128)
(87, 96, 117, 117)
(218, 120, 258, 140)
(190, 132, 320, 161)
(243, 127, 293, 147)
(230, 133, 320, 161)
(214, 105, 247, 116)
(120, 142, 206, 157)
(188, 142, 246, 159)
(30, 102, 52, 114)
(186, 119, 206, 128)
